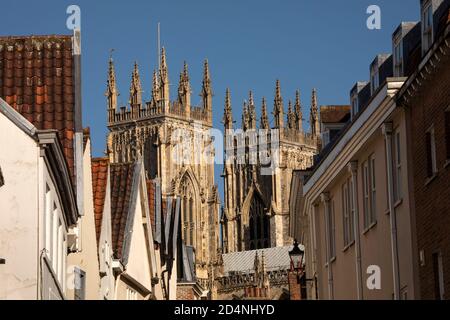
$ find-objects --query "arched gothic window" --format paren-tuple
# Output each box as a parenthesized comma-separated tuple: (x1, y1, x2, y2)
(249, 192, 269, 249)
(180, 175, 196, 247)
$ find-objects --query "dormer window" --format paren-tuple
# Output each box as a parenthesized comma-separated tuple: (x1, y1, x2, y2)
(422, 1, 433, 54)
(393, 36, 404, 77)
(370, 64, 379, 94)
(351, 94, 359, 119)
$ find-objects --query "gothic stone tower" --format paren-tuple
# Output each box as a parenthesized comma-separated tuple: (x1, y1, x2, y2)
(106, 49, 220, 295)
(222, 81, 319, 252)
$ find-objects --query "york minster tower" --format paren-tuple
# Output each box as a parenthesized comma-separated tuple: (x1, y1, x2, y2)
(222, 82, 319, 252)
(106, 48, 220, 297)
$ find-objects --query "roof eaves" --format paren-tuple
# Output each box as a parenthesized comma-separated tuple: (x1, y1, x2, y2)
(0, 98, 37, 139)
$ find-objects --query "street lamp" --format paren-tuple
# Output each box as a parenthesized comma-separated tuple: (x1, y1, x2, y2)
(288, 239, 304, 275)
(288, 239, 318, 300)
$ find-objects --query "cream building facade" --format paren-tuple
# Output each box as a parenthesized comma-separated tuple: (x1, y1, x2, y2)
(0, 98, 79, 300)
(301, 77, 419, 299)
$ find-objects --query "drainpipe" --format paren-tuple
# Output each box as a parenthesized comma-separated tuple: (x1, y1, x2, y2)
(382, 123, 401, 300)
(320, 192, 334, 300)
(348, 161, 363, 299)
(73, 28, 84, 216)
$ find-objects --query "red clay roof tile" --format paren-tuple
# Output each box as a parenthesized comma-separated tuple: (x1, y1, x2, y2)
(91, 157, 109, 244)
(110, 162, 136, 260)
(0, 35, 76, 180)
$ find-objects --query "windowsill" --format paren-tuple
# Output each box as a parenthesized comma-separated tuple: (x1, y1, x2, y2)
(425, 173, 438, 186)
(42, 254, 66, 300)
(394, 198, 403, 209)
(342, 240, 355, 253)
(385, 199, 403, 215)
(325, 257, 336, 267)
(362, 220, 377, 235)
(444, 159, 450, 169)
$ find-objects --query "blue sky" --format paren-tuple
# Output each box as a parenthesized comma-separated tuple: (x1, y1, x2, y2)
(1, 0, 419, 201)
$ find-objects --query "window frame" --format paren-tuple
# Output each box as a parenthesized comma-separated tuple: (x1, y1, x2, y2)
(444, 107, 450, 161)
(43, 176, 68, 293)
(329, 199, 336, 260)
(425, 125, 437, 178)
(370, 65, 380, 94)
(422, 2, 434, 54)
(369, 154, 377, 224)
(342, 178, 355, 247)
(393, 129, 402, 202)
(393, 35, 404, 77)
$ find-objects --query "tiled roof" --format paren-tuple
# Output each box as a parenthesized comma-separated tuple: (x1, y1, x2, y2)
(222, 246, 294, 275)
(110, 162, 135, 260)
(147, 180, 156, 234)
(0, 35, 75, 178)
(91, 157, 109, 243)
(320, 105, 351, 124)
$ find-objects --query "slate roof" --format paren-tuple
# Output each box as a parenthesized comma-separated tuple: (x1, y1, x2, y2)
(222, 246, 296, 275)
(320, 105, 351, 124)
(110, 162, 136, 260)
(0, 35, 76, 179)
(91, 157, 109, 243)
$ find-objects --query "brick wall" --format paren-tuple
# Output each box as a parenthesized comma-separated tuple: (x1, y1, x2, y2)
(288, 272, 302, 300)
(408, 53, 450, 299)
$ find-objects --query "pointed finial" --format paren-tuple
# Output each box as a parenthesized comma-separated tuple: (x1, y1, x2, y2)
(249, 90, 254, 106)
(202, 58, 213, 116)
(204, 59, 210, 81)
(310, 88, 319, 137)
(106, 52, 118, 118)
(275, 79, 282, 100)
(273, 79, 284, 128)
(295, 90, 303, 132)
(223, 88, 233, 129)
(161, 47, 167, 68)
(151, 69, 159, 101)
(261, 97, 269, 129)
(129, 61, 142, 106)
(183, 61, 189, 79)
(248, 91, 256, 129)
(287, 100, 296, 129)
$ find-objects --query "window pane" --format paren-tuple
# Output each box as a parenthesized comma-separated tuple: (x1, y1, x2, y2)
(445, 111, 450, 160)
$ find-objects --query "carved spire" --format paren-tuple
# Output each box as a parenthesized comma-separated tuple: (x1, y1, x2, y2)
(287, 100, 296, 130)
(260, 97, 269, 129)
(273, 79, 284, 129)
(295, 90, 303, 132)
(242, 101, 249, 131)
(106, 55, 119, 123)
(178, 61, 191, 114)
(159, 47, 169, 106)
(201, 59, 213, 122)
(129, 61, 142, 107)
(310, 88, 320, 137)
(248, 91, 257, 129)
(151, 69, 160, 103)
(223, 88, 233, 130)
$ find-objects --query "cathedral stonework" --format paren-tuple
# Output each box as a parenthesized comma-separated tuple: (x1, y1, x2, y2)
(106, 48, 220, 297)
(222, 82, 319, 253)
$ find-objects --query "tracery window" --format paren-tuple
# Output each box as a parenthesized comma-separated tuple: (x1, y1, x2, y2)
(180, 175, 196, 247)
(248, 192, 269, 249)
